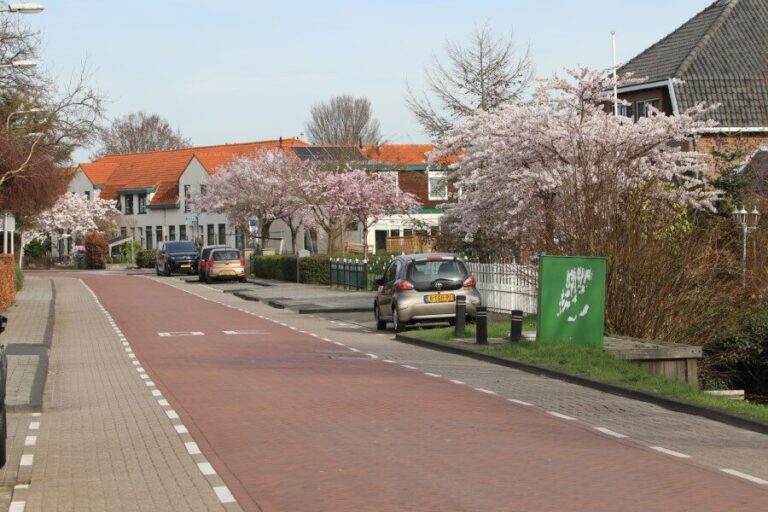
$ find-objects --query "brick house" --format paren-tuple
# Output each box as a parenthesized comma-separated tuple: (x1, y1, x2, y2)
(617, 0, 768, 175)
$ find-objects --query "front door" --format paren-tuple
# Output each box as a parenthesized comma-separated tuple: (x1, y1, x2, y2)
(375, 230, 387, 254)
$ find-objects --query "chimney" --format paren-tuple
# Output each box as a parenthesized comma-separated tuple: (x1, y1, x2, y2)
(279, 136, 283, 147)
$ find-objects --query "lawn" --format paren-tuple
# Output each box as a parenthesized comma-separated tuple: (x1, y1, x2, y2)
(405, 321, 768, 422)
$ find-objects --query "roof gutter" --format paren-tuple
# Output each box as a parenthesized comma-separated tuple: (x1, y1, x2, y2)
(667, 78, 680, 116)
(615, 80, 671, 94)
(696, 127, 768, 134)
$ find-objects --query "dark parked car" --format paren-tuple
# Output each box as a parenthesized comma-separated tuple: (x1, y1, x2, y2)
(155, 241, 199, 276)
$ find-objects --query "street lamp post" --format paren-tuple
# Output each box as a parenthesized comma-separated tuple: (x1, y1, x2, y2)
(732, 206, 760, 288)
(0, 4, 44, 13)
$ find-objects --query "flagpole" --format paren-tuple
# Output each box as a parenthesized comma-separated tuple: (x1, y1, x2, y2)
(612, 31, 618, 116)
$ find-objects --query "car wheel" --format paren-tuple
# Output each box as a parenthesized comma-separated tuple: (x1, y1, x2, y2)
(375, 303, 386, 331)
(393, 306, 404, 333)
(0, 403, 7, 468)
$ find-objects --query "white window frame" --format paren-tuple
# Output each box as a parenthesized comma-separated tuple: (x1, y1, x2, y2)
(427, 170, 448, 201)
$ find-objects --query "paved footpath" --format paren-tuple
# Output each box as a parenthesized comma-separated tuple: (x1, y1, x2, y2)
(13, 275, 239, 512)
(59, 272, 768, 511)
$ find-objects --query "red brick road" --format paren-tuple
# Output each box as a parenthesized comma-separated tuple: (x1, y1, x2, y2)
(78, 274, 768, 511)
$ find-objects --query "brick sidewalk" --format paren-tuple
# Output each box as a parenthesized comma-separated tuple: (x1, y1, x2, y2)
(17, 277, 239, 511)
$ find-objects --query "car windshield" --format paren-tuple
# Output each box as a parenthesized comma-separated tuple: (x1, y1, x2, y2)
(213, 250, 240, 261)
(407, 259, 466, 284)
(166, 242, 197, 253)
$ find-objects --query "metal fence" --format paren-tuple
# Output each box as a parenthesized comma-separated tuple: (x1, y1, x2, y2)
(330, 259, 369, 291)
(465, 261, 538, 314)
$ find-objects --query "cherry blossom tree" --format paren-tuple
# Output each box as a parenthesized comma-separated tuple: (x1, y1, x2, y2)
(304, 168, 420, 258)
(431, 66, 742, 344)
(199, 150, 310, 251)
(432, 66, 717, 256)
(31, 192, 117, 242)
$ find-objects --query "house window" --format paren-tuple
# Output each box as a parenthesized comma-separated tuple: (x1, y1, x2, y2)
(207, 224, 215, 245)
(145, 226, 153, 249)
(169, 225, 176, 241)
(635, 99, 661, 119)
(618, 103, 632, 118)
(179, 225, 187, 241)
(184, 184, 192, 212)
(218, 224, 226, 245)
(201, 184, 207, 196)
(84, 190, 90, 200)
(115, 196, 122, 212)
(156, 225, 163, 243)
(124, 195, 134, 215)
(120, 227, 127, 238)
(138, 193, 147, 214)
(428, 171, 448, 201)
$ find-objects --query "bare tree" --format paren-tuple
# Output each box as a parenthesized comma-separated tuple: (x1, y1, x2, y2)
(406, 22, 534, 140)
(0, 16, 104, 195)
(94, 111, 191, 157)
(304, 95, 382, 145)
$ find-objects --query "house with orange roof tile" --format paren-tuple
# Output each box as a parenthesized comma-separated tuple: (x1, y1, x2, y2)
(68, 139, 453, 256)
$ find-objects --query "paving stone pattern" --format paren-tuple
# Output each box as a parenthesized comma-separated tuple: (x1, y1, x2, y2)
(24, 278, 233, 511)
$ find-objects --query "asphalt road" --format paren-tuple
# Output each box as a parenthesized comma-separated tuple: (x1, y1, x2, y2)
(78, 273, 768, 511)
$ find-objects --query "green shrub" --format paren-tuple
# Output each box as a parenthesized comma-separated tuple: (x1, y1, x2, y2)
(24, 238, 48, 259)
(84, 232, 109, 269)
(14, 265, 23, 291)
(300, 256, 331, 285)
(251, 255, 297, 281)
(136, 249, 156, 268)
(704, 307, 768, 394)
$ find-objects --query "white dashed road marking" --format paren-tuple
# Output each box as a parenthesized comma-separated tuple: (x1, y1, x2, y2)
(650, 446, 691, 458)
(198, 462, 217, 476)
(158, 331, 204, 337)
(185, 442, 201, 455)
(475, 388, 497, 395)
(450, 380, 465, 385)
(547, 412, 576, 421)
(213, 486, 237, 504)
(595, 427, 628, 439)
(508, 399, 532, 406)
(721, 469, 768, 485)
(20, 454, 33, 466)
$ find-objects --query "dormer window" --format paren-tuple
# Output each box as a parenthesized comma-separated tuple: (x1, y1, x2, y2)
(138, 193, 147, 214)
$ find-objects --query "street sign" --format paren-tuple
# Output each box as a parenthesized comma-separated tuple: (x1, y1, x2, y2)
(536, 255, 606, 347)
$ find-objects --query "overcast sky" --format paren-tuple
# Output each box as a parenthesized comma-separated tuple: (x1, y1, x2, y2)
(32, 0, 712, 162)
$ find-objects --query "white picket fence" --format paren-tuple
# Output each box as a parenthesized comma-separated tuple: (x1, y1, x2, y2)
(465, 262, 538, 314)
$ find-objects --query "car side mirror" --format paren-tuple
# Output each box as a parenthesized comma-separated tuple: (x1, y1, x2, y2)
(375, 276, 385, 286)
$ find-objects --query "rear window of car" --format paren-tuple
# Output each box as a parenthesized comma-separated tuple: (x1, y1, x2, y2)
(407, 259, 467, 284)
(213, 250, 241, 261)
(166, 242, 197, 253)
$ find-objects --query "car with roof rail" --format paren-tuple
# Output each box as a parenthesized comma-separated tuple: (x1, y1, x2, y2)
(373, 253, 481, 332)
(156, 241, 199, 276)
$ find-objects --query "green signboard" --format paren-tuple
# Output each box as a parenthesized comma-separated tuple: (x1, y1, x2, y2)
(536, 255, 606, 347)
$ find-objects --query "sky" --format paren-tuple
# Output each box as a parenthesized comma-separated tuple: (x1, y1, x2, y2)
(30, 0, 713, 162)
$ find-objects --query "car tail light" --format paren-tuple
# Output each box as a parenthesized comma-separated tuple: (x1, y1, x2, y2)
(396, 280, 414, 291)
(240, 257, 245, 266)
(463, 277, 477, 288)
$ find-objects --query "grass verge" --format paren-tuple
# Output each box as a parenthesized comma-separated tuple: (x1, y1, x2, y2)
(406, 322, 768, 422)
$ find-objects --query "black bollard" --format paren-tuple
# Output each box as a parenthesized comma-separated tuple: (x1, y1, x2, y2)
(476, 306, 488, 345)
(455, 295, 466, 338)
(509, 309, 523, 342)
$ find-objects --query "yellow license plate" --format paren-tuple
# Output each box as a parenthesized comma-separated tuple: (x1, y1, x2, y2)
(220, 270, 235, 276)
(180, 263, 191, 268)
(425, 294, 455, 304)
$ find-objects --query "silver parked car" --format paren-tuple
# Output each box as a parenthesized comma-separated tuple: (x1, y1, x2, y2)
(374, 253, 481, 332)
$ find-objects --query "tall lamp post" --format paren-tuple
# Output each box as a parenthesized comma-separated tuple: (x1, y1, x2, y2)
(732, 206, 760, 288)
(0, 4, 44, 13)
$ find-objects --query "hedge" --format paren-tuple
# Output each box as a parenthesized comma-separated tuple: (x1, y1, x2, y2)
(250, 254, 395, 288)
(136, 249, 156, 268)
(85, 232, 109, 269)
